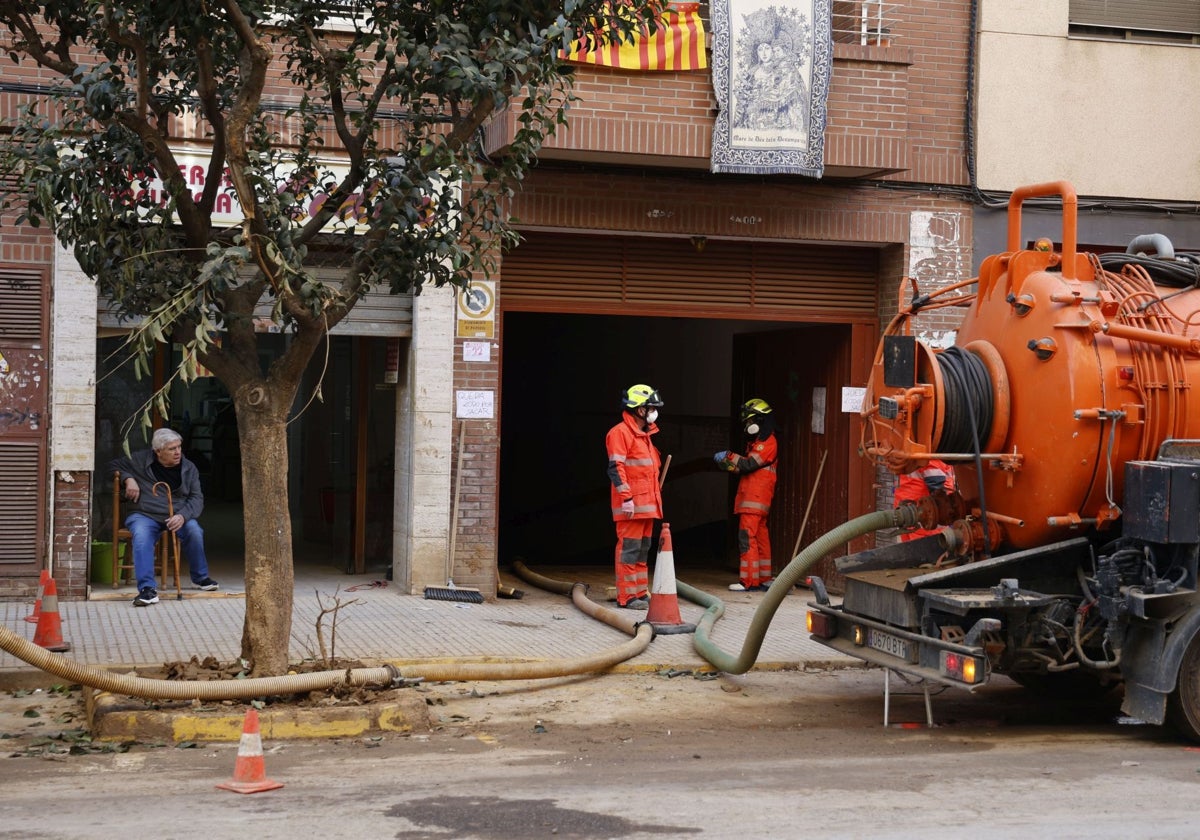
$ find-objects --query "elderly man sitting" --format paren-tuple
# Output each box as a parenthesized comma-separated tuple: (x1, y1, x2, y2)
(107, 428, 219, 606)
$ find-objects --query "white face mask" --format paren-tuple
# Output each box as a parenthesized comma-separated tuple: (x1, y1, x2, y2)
(646, 409, 659, 424)
(745, 421, 759, 435)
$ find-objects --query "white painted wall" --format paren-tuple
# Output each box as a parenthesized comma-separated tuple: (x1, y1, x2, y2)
(51, 246, 97, 472)
(977, 1, 1200, 201)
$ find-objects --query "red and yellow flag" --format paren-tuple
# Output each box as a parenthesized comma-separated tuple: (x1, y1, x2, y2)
(561, 2, 707, 71)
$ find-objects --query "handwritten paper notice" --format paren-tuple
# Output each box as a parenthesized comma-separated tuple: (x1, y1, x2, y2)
(841, 387, 866, 413)
(463, 341, 491, 362)
(456, 390, 494, 419)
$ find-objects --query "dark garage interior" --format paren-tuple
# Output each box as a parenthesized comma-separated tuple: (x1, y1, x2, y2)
(497, 311, 858, 581)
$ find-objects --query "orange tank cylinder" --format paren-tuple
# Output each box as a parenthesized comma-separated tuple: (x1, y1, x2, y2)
(864, 181, 1200, 552)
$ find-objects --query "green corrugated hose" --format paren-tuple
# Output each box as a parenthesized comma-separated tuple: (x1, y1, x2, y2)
(680, 507, 913, 675)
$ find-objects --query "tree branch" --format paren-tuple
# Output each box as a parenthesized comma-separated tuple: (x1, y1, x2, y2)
(218, 0, 278, 288)
(0, 4, 76, 76)
(194, 36, 229, 219)
(101, 8, 151, 122)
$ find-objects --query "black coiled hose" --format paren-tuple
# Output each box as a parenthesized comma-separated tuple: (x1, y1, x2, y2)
(1098, 252, 1200, 289)
(936, 346, 993, 454)
(937, 346, 993, 557)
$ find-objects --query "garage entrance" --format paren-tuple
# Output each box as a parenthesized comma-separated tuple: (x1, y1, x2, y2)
(498, 232, 882, 582)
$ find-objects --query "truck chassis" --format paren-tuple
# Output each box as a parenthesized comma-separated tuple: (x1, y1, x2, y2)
(808, 448, 1200, 739)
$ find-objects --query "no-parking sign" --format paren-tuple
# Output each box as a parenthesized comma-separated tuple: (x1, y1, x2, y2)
(456, 281, 495, 338)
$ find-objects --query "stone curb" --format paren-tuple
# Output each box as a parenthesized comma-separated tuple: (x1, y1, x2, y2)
(7, 655, 866, 742)
(85, 686, 431, 742)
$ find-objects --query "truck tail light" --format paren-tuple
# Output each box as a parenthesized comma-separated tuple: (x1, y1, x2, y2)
(807, 611, 836, 639)
(940, 651, 984, 684)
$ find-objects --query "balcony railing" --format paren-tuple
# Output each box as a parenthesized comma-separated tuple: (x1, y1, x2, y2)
(833, 0, 901, 47)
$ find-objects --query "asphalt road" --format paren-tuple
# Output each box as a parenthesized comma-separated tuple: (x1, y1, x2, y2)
(2, 668, 1199, 839)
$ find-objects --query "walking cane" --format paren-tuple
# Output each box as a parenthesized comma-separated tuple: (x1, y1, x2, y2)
(152, 482, 183, 601)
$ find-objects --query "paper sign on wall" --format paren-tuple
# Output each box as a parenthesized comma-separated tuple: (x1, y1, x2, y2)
(811, 386, 826, 435)
(456, 390, 494, 419)
(463, 341, 491, 362)
(841, 387, 866, 413)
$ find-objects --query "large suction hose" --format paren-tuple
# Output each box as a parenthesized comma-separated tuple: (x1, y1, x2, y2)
(682, 508, 914, 674)
(0, 625, 402, 700)
(0, 573, 653, 700)
(1, 510, 909, 698)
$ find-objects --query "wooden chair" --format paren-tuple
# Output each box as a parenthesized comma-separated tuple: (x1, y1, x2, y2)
(111, 472, 177, 590)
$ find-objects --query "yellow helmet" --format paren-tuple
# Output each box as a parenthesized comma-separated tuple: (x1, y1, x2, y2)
(740, 398, 772, 421)
(622, 384, 664, 410)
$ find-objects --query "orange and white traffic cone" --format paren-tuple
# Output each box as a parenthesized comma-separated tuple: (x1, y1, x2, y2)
(647, 522, 696, 635)
(24, 569, 51, 624)
(31, 578, 71, 652)
(216, 708, 284, 794)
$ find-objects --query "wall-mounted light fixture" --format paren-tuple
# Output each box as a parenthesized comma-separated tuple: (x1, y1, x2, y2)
(690, 235, 707, 252)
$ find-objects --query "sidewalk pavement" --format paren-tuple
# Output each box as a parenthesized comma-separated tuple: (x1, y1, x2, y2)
(0, 564, 856, 687)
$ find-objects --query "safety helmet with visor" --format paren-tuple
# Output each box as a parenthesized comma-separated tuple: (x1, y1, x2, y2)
(740, 397, 772, 435)
(622, 384, 663, 423)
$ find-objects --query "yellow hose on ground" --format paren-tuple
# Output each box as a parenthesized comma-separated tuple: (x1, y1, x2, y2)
(0, 571, 653, 700)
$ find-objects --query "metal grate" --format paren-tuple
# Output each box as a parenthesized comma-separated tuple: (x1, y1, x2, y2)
(0, 268, 46, 342)
(0, 442, 42, 567)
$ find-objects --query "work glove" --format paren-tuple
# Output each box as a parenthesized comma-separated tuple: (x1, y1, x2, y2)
(714, 451, 737, 472)
(620, 499, 636, 517)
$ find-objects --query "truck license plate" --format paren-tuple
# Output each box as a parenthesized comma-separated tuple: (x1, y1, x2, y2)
(867, 628, 910, 660)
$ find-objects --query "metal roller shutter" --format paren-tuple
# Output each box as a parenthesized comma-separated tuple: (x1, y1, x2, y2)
(0, 266, 48, 576)
(500, 232, 878, 319)
(1070, 1, 1200, 35)
(99, 267, 413, 337)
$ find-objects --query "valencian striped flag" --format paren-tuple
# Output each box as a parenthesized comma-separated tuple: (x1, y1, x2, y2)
(561, 2, 708, 71)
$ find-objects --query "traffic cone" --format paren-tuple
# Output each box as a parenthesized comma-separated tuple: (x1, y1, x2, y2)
(216, 708, 284, 794)
(24, 569, 50, 624)
(31, 578, 71, 652)
(647, 522, 696, 635)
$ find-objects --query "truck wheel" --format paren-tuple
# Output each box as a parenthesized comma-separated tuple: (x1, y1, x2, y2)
(1167, 634, 1200, 742)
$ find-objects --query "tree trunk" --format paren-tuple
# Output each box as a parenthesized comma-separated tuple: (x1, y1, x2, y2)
(234, 381, 295, 677)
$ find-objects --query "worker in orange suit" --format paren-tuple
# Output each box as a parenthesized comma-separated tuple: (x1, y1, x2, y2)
(894, 459, 956, 541)
(714, 398, 778, 592)
(606, 384, 665, 610)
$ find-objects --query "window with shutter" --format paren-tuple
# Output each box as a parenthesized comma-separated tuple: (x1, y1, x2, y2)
(1070, 0, 1200, 42)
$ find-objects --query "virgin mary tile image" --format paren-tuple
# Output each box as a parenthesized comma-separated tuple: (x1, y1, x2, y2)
(710, 0, 831, 177)
(732, 11, 811, 138)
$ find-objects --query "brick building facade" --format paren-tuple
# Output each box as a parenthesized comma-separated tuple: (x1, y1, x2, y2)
(1, 1, 979, 600)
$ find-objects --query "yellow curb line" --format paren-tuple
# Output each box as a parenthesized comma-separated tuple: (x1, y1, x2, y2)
(85, 687, 431, 742)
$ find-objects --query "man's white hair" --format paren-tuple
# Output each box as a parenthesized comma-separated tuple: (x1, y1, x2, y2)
(151, 427, 183, 452)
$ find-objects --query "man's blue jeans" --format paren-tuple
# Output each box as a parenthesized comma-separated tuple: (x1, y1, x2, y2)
(125, 513, 211, 592)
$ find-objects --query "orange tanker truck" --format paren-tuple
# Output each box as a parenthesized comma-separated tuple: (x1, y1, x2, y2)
(806, 181, 1200, 739)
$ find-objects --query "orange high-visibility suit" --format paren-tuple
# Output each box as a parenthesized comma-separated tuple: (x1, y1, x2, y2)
(894, 459, 956, 541)
(606, 412, 663, 606)
(722, 432, 778, 588)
